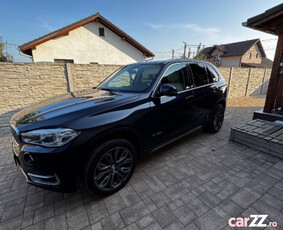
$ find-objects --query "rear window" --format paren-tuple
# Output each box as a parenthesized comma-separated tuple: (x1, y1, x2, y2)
(206, 65, 219, 83)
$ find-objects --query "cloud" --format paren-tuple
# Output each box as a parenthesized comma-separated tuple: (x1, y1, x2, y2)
(184, 24, 220, 34)
(147, 23, 164, 29)
(38, 18, 56, 32)
(146, 22, 220, 34)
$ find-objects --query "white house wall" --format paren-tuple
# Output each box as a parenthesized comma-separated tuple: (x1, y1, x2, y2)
(31, 21, 146, 64)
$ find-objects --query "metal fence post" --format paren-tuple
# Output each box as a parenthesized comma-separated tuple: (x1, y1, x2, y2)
(227, 67, 233, 98)
(66, 63, 74, 92)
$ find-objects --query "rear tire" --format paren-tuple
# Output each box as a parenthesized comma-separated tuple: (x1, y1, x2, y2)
(84, 139, 136, 196)
(203, 104, 225, 133)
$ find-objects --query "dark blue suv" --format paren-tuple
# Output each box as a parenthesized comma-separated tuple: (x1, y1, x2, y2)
(10, 59, 227, 195)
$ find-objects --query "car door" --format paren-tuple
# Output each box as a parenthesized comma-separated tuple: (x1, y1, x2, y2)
(189, 62, 215, 125)
(145, 63, 195, 149)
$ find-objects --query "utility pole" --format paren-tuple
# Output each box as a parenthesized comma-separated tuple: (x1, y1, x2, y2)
(183, 42, 187, 58)
(172, 49, 175, 59)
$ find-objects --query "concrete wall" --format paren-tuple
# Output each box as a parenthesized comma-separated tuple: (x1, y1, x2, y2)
(218, 67, 271, 99)
(0, 62, 271, 133)
(32, 21, 146, 65)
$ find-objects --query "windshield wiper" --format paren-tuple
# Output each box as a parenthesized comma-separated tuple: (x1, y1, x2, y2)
(100, 88, 113, 91)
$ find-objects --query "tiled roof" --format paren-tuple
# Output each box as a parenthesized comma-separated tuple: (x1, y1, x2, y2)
(201, 39, 266, 58)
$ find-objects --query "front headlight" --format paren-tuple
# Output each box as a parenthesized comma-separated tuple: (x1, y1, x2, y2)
(21, 128, 79, 147)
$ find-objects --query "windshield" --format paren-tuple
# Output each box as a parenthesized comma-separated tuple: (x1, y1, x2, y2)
(100, 64, 163, 93)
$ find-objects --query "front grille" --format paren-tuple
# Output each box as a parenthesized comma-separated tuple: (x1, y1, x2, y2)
(10, 125, 20, 144)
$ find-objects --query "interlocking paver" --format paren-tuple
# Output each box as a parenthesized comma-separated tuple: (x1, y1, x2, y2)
(164, 220, 184, 230)
(173, 205, 196, 226)
(0, 101, 282, 229)
(0, 216, 22, 230)
(66, 205, 89, 230)
(120, 201, 150, 225)
(101, 212, 125, 230)
(194, 209, 226, 230)
(214, 199, 244, 221)
(150, 191, 171, 208)
(1, 202, 25, 222)
(252, 199, 283, 227)
(119, 185, 141, 207)
(33, 203, 55, 223)
(152, 206, 176, 228)
(135, 214, 155, 229)
(86, 200, 108, 224)
(44, 212, 68, 230)
(230, 188, 259, 209)
(143, 221, 162, 230)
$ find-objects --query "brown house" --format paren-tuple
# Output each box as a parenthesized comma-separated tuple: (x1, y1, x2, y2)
(201, 39, 272, 68)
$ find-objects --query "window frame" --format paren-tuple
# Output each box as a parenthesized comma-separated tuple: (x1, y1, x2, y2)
(54, 59, 74, 63)
(153, 63, 190, 96)
(189, 63, 209, 88)
(99, 27, 105, 37)
(152, 61, 223, 98)
(205, 64, 219, 83)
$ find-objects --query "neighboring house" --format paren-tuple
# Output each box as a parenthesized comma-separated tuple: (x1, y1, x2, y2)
(201, 39, 273, 68)
(19, 13, 154, 65)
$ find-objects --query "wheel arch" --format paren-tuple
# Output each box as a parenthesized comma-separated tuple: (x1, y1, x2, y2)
(78, 127, 143, 175)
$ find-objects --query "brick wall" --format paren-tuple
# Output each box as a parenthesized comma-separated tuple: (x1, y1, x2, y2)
(0, 62, 271, 133)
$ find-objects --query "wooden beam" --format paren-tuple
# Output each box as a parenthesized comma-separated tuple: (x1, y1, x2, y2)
(275, 54, 283, 110)
(274, 75, 283, 110)
(264, 33, 283, 112)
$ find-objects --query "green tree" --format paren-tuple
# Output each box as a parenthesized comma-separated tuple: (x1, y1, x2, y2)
(0, 42, 8, 62)
(193, 43, 207, 61)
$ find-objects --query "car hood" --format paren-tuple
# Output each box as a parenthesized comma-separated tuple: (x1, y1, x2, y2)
(10, 88, 140, 131)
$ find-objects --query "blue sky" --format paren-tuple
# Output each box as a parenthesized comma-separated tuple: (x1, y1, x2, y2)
(0, 0, 281, 62)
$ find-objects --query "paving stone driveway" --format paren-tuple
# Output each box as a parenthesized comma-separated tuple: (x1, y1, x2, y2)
(0, 105, 283, 230)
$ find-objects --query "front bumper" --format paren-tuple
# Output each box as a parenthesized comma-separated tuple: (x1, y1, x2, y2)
(12, 140, 78, 193)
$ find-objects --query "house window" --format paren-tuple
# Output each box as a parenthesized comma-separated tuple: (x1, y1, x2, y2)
(247, 53, 252, 59)
(213, 54, 221, 66)
(99, 27, 105, 37)
(256, 54, 259, 58)
(54, 59, 74, 63)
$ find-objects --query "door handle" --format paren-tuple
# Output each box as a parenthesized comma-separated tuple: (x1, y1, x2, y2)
(185, 95, 194, 100)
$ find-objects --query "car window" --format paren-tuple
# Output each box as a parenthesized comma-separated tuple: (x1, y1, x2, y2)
(161, 63, 188, 92)
(141, 66, 161, 84)
(206, 65, 219, 83)
(190, 63, 208, 87)
(108, 70, 131, 88)
(101, 64, 162, 93)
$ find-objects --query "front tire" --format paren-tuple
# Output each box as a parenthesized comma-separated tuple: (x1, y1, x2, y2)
(84, 139, 137, 196)
(204, 104, 225, 133)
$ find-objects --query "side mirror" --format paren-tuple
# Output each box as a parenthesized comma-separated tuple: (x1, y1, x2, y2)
(157, 84, 177, 97)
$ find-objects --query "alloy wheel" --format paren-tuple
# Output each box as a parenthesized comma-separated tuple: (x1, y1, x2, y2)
(93, 147, 133, 191)
(213, 106, 224, 131)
